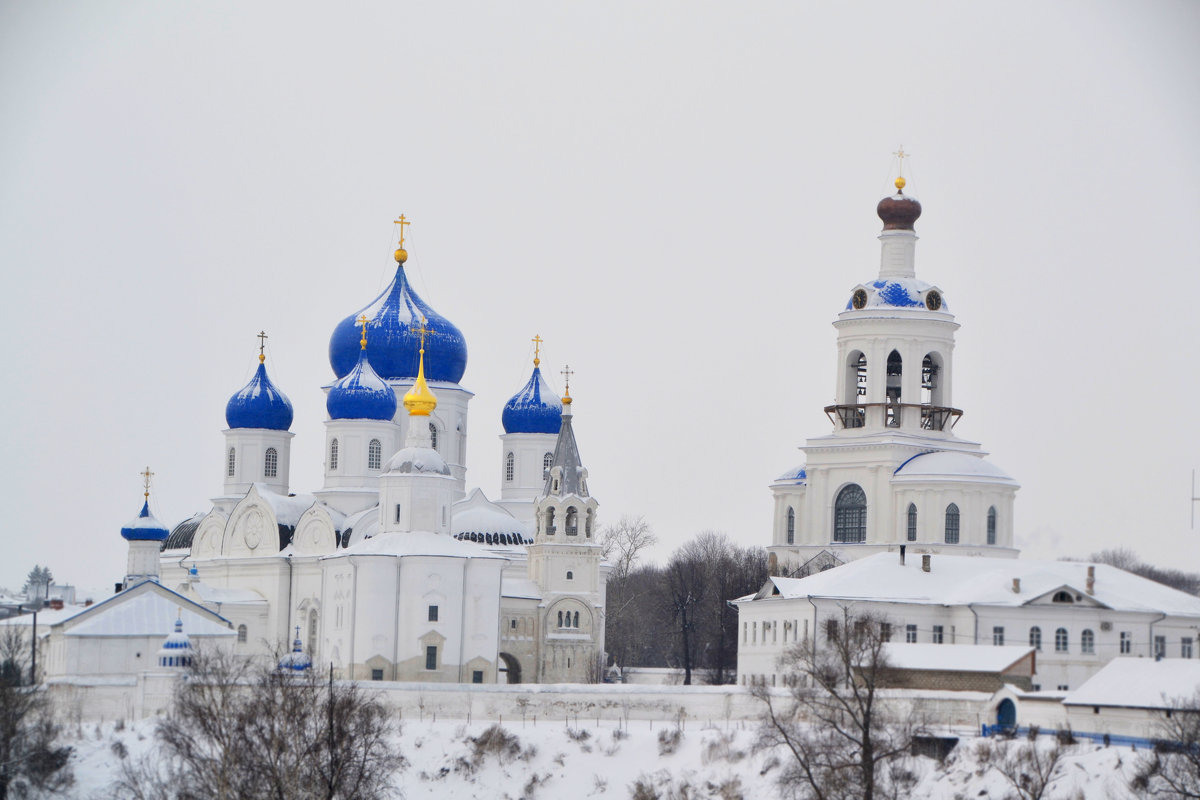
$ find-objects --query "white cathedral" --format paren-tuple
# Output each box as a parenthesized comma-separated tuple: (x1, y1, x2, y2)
(125, 232, 607, 685)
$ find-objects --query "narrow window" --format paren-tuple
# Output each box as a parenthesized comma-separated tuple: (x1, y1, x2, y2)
(505, 452, 514, 482)
(1155, 636, 1167, 659)
(425, 646, 437, 670)
(833, 484, 867, 543)
(308, 610, 318, 654)
(573, 611, 579, 628)
(543, 452, 553, 478)
(1183, 638, 1194, 659)
(786, 508, 795, 545)
(987, 506, 997, 545)
(264, 447, 278, 478)
(932, 625, 944, 644)
(237, 624, 247, 644)
(1055, 627, 1069, 653)
(565, 507, 578, 535)
(394, 503, 402, 524)
(428, 605, 438, 622)
(1029, 626, 1042, 651)
(944, 503, 960, 544)
(880, 622, 892, 642)
(227, 448, 236, 477)
(885, 350, 902, 427)
(429, 423, 438, 451)
(558, 611, 563, 627)
(566, 570, 574, 580)
(905, 624, 917, 643)
(1120, 631, 1131, 654)
(824, 619, 839, 643)
(371, 668, 383, 681)
(585, 509, 594, 538)
(1081, 629, 1095, 654)
(368, 439, 382, 470)
(906, 503, 917, 541)
(993, 626, 1005, 646)
(472, 670, 484, 684)
(545, 508, 555, 535)
(330, 438, 339, 471)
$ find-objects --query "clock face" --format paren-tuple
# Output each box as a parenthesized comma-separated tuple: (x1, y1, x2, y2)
(852, 289, 868, 309)
(925, 290, 942, 311)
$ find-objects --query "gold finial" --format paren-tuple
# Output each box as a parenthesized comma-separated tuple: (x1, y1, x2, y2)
(257, 330, 268, 363)
(394, 214, 410, 263)
(141, 466, 154, 500)
(531, 334, 543, 367)
(358, 315, 369, 350)
(893, 146, 909, 192)
(402, 315, 438, 416)
(561, 364, 573, 405)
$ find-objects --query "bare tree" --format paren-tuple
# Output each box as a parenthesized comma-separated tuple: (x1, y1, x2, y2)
(1132, 691, 1200, 798)
(0, 627, 72, 800)
(598, 516, 657, 581)
(752, 608, 914, 800)
(114, 646, 401, 800)
(975, 737, 1066, 800)
(665, 543, 708, 685)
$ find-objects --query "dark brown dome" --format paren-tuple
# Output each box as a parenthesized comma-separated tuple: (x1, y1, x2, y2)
(877, 191, 922, 231)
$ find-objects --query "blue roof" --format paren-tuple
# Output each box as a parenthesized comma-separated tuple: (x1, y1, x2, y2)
(329, 264, 467, 383)
(776, 464, 807, 484)
(225, 362, 294, 430)
(121, 500, 170, 542)
(845, 278, 948, 311)
(502, 366, 563, 434)
(327, 350, 397, 421)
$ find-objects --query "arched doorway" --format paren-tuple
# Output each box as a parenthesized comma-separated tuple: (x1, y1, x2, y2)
(996, 698, 1016, 729)
(498, 652, 522, 685)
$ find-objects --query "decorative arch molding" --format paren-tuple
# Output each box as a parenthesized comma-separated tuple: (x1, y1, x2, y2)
(545, 597, 594, 632)
(223, 486, 280, 557)
(190, 509, 229, 558)
(292, 504, 338, 555)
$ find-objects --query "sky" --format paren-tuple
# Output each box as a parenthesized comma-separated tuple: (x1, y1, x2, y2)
(1, 2, 1198, 596)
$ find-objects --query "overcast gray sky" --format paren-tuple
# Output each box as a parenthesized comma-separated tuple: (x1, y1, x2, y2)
(1, 2, 1198, 596)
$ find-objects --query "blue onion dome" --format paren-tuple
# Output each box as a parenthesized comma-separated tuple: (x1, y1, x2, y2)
(502, 364, 563, 434)
(225, 360, 294, 430)
(157, 617, 194, 668)
(328, 260, 468, 383)
(845, 278, 948, 311)
(327, 350, 398, 421)
(121, 500, 170, 541)
(277, 626, 312, 672)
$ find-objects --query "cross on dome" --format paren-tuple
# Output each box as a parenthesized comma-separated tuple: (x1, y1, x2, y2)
(561, 364, 574, 404)
(892, 146, 910, 191)
(257, 330, 268, 363)
(532, 334, 544, 367)
(141, 466, 154, 500)
(394, 214, 411, 263)
(358, 315, 370, 350)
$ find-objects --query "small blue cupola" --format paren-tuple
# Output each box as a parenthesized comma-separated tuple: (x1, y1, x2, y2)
(277, 626, 313, 672)
(328, 244, 468, 384)
(327, 347, 398, 421)
(157, 616, 194, 668)
(121, 500, 170, 542)
(225, 357, 294, 431)
(502, 358, 563, 435)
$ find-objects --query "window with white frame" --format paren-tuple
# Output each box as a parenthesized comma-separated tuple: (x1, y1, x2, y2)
(1029, 626, 1042, 651)
(786, 508, 795, 544)
(993, 626, 1005, 646)
(330, 438, 339, 470)
(1184, 638, 1194, 659)
(1120, 631, 1131, 654)
(505, 452, 514, 482)
(905, 624, 917, 643)
(907, 503, 917, 541)
(932, 625, 944, 644)
(1155, 636, 1167, 659)
(264, 447, 278, 478)
(833, 484, 867, 543)
(227, 448, 236, 477)
(543, 452, 553, 478)
(428, 423, 438, 451)
(944, 503, 960, 544)
(368, 439, 382, 470)
(1055, 627, 1069, 653)
(987, 506, 997, 545)
(1081, 629, 1095, 654)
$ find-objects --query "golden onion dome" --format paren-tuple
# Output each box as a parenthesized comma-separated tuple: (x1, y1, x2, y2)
(402, 347, 438, 416)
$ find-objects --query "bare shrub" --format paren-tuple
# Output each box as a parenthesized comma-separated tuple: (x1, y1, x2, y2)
(0, 627, 73, 799)
(1132, 691, 1200, 798)
(630, 777, 660, 800)
(657, 727, 682, 756)
(976, 737, 1066, 800)
(467, 724, 527, 767)
(566, 727, 591, 742)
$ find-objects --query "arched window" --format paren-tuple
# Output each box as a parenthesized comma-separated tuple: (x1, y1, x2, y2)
(428, 423, 438, 451)
(227, 448, 236, 477)
(505, 452, 515, 482)
(1081, 629, 1095, 654)
(566, 570, 574, 580)
(841, 352, 868, 428)
(330, 438, 339, 471)
(543, 452, 553, 478)
(886, 350, 902, 427)
(907, 503, 918, 541)
(264, 447, 278, 479)
(573, 611, 579, 628)
(558, 611, 563, 627)
(921, 353, 943, 406)
(944, 503, 960, 544)
(237, 624, 247, 644)
(565, 507, 578, 535)
(585, 508, 593, 538)
(1055, 628, 1069, 653)
(544, 508, 555, 535)
(368, 439, 382, 470)
(833, 484, 867, 543)
(308, 610, 318, 654)
(1029, 626, 1042, 651)
(987, 506, 997, 545)
(786, 508, 795, 544)
(1052, 591, 1074, 604)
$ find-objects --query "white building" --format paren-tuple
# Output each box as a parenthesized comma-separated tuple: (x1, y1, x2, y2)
(139, 234, 609, 685)
(768, 177, 1018, 573)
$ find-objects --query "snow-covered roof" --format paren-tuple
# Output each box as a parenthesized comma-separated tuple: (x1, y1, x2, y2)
(744, 552, 1200, 616)
(451, 489, 533, 546)
(333, 531, 507, 560)
(892, 450, 1016, 485)
(774, 464, 807, 484)
(384, 446, 450, 476)
(501, 577, 542, 600)
(881, 644, 1034, 673)
(188, 581, 267, 605)
(254, 485, 328, 530)
(1064, 658, 1200, 709)
(58, 582, 234, 638)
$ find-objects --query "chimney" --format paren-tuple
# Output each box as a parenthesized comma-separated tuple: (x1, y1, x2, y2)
(1087, 566, 1095, 595)
(1012, 578, 1021, 594)
(49, 599, 64, 610)
(899, 545, 906, 566)
(922, 554, 931, 573)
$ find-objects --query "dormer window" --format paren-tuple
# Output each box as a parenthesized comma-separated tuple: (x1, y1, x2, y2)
(1052, 591, 1074, 604)
(543, 452, 553, 479)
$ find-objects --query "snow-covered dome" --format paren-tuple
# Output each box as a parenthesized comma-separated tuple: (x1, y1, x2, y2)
(121, 500, 170, 542)
(326, 350, 398, 421)
(225, 362, 294, 430)
(157, 617, 193, 668)
(451, 489, 533, 546)
(892, 450, 1016, 484)
(502, 365, 562, 434)
(383, 446, 451, 476)
(845, 278, 948, 311)
(776, 464, 807, 484)
(277, 626, 312, 672)
(328, 262, 467, 383)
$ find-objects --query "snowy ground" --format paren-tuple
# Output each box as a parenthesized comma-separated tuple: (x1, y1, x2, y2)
(59, 716, 1150, 799)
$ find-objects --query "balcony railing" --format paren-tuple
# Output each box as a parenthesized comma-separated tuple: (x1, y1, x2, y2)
(824, 403, 963, 431)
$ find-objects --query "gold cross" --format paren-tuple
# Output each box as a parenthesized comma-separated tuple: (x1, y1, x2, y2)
(893, 146, 909, 177)
(141, 466, 154, 499)
(561, 364, 573, 395)
(358, 315, 369, 349)
(395, 214, 410, 248)
(409, 315, 432, 352)
(532, 334, 544, 366)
